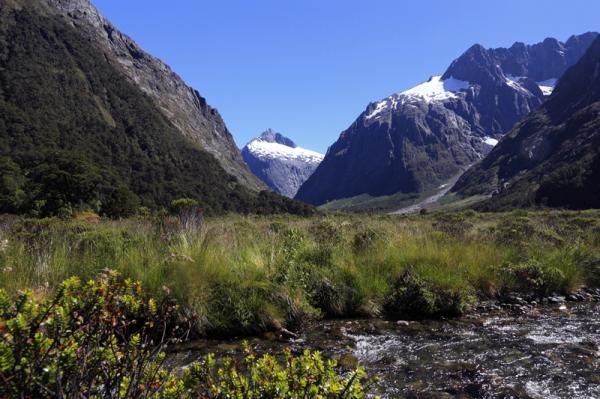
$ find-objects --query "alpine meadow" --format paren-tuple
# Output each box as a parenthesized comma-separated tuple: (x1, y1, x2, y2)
(1, 0, 600, 398)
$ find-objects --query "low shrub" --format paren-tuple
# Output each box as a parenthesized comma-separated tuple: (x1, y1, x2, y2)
(184, 342, 378, 399)
(310, 275, 360, 318)
(494, 216, 535, 247)
(268, 220, 287, 233)
(591, 225, 600, 246)
(74, 228, 128, 256)
(0, 270, 183, 398)
(310, 219, 343, 245)
(385, 271, 436, 318)
(205, 280, 284, 336)
(583, 256, 600, 286)
(511, 209, 529, 218)
(0, 272, 377, 398)
(301, 245, 335, 268)
(72, 211, 101, 224)
(170, 198, 203, 233)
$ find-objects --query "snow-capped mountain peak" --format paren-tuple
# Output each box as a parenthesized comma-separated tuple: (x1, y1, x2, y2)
(246, 129, 323, 164)
(256, 128, 298, 148)
(246, 140, 323, 164)
(242, 130, 324, 198)
(400, 75, 470, 102)
(366, 76, 471, 120)
(296, 33, 599, 207)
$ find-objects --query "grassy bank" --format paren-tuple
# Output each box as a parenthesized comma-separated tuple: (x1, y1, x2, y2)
(1, 210, 599, 336)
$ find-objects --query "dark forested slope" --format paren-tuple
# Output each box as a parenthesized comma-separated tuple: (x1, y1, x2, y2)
(0, 3, 312, 216)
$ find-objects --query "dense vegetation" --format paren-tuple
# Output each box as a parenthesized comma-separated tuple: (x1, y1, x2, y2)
(0, 5, 313, 218)
(0, 271, 374, 398)
(1, 209, 598, 397)
(1, 210, 599, 337)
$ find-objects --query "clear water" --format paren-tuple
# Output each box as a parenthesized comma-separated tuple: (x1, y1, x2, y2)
(173, 302, 600, 398)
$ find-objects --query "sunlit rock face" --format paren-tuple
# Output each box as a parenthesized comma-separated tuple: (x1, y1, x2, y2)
(296, 33, 598, 206)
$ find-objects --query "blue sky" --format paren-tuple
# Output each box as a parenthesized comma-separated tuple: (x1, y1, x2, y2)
(94, 0, 599, 153)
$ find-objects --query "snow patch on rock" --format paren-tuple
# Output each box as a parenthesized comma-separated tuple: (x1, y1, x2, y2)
(537, 78, 558, 96)
(505, 75, 531, 94)
(483, 136, 499, 146)
(247, 140, 324, 164)
(366, 76, 470, 120)
(400, 75, 470, 102)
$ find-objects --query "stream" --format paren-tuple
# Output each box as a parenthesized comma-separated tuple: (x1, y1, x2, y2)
(171, 302, 600, 398)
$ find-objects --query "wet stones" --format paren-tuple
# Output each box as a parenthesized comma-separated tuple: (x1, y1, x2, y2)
(583, 287, 600, 301)
(574, 340, 599, 359)
(548, 295, 566, 304)
(476, 300, 502, 312)
(586, 287, 600, 295)
(481, 304, 502, 312)
(501, 293, 529, 305)
(491, 289, 599, 313)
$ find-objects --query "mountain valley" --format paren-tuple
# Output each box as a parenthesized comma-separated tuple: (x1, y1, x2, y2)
(295, 32, 598, 211)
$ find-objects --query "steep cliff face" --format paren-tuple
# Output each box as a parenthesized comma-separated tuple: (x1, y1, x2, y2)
(295, 33, 598, 206)
(453, 36, 600, 210)
(486, 32, 599, 82)
(242, 129, 323, 198)
(46, 0, 264, 191)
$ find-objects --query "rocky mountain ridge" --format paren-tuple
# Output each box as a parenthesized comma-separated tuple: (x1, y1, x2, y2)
(452, 35, 600, 210)
(295, 32, 598, 206)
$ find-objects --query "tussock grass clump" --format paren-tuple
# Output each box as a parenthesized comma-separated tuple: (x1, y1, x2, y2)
(1, 210, 599, 336)
(385, 269, 475, 319)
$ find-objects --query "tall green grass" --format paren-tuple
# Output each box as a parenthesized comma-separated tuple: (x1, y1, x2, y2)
(0, 210, 599, 336)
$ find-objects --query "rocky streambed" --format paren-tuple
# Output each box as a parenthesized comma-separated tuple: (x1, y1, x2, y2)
(171, 298, 600, 398)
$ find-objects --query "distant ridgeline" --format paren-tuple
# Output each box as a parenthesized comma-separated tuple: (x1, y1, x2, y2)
(453, 35, 600, 210)
(0, 1, 313, 217)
